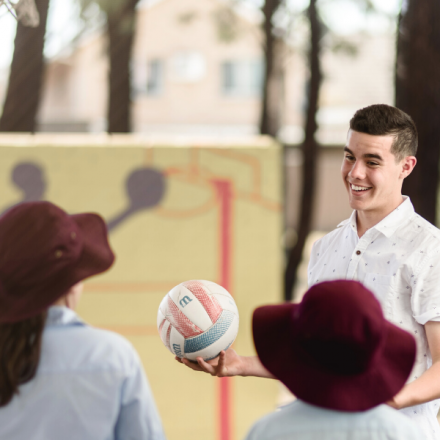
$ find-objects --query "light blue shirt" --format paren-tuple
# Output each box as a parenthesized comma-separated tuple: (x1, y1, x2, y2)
(244, 399, 425, 440)
(0, 306, 166, 440)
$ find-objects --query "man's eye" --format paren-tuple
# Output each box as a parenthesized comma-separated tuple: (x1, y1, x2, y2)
(368, 162, 379, 166)
(345, 155, 355, 161)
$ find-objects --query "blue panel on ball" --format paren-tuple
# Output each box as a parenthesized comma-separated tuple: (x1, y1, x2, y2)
(184, 310, 234, 354)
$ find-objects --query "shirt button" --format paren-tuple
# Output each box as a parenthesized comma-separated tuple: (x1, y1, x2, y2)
(356, 250, 361, 255)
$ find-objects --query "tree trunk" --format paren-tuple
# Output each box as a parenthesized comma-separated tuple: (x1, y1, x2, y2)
(396, 0, 440, 225)
(259, 0, 282, 137)
(106, 0, 138, 133)
(0, 0, 50, 132)
(284, 0, 322, 301)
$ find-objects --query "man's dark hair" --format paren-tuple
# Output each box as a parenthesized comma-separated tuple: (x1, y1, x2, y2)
(349, 104, 418, 160)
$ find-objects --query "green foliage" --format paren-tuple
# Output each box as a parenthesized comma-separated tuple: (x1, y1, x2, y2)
(77, 0, 134, 19)
(76, 0, 137, 34)
(212, 6, 241, 43)
(78, 0, 128, 16)
(329, 37, 358, 56)
(177, 10, 198, 25)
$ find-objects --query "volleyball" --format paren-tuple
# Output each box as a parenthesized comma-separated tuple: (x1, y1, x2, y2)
(157, 280, 239, 361)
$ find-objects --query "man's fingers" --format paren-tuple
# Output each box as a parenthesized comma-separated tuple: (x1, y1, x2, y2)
(216, 351, 227, 376)
(196, 357, 218, 375)
(181, 357, 204, 371)
(177, 354, 226, 377)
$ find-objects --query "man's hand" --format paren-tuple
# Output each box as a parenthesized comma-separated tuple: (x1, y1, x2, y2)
(385, 397, 400, 409)
(175, 349, 274, 378)
(175, 349, 245, 377)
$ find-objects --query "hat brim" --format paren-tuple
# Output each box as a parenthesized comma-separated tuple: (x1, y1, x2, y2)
(253, 303, 416, 412)
(0, 213, 114, 322)
(68, 213, 115, 283)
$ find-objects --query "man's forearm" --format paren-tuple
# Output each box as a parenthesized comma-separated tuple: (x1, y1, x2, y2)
(392, 361, 440, 408)
(240, 356, 275, 379)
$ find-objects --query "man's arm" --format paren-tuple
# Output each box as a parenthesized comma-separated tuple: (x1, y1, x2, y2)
(176, 348, 275, 378)
(388, 321, 440, 409)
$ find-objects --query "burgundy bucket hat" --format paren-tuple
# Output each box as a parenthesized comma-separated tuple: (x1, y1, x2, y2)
(0, 201, 115, 323)
(253, 280, 416, 412)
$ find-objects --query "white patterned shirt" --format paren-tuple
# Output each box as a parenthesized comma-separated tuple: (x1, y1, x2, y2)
(308, 197, 440, 440)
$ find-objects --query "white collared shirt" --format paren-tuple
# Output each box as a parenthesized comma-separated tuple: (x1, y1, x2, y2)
(308, 197, 440, 440)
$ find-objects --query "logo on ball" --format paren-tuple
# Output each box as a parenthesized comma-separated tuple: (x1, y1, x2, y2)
(179, 296, 192, 308)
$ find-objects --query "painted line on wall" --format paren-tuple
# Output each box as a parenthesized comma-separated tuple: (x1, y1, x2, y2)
(211, 179, 234, 440)
(84, 282, 181, 293)
(98, 325, 158, 336)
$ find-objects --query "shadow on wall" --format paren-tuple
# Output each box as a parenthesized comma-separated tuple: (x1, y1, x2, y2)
(1, 163, 167, 231)
(106, 168, 166, 232)
(1, 162, 47, 215)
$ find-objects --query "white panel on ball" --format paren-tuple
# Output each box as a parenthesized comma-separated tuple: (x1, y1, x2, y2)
(157, 308, 166, 329)
(214, 293, 239, 314)
(201, 280, 231, 296)
(168, 284, 213, 331)
(169, 326, 185, 358)
(158, 318, 171, 350)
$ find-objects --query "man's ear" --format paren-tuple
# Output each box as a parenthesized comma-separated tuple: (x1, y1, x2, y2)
(400, 156, 417, 179)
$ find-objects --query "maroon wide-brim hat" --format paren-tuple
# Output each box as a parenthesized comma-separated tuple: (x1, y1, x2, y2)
(0, 201, 115, 323)
(253, 280, 416, 412)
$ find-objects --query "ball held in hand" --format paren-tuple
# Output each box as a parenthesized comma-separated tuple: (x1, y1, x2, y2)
(157, 280, 239, 361)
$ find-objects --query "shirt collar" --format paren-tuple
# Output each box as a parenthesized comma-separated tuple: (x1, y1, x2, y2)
(348, 209, 357, 233)
(372, 196, 414, 238)
(45, 306, 85, 327)
(342, 197, 414, 238)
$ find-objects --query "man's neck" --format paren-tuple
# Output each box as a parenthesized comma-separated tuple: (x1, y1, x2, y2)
(356, 197, 405, 238)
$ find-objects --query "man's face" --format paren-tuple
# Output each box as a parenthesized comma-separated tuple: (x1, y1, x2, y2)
(341, 130, 413, 219)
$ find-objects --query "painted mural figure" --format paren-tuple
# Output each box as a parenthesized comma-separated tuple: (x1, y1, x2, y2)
(1, 164, 165, 233)
(107, 167, 166, 232)
(179, 104, 440, 440)
(1, 162, 46, 215)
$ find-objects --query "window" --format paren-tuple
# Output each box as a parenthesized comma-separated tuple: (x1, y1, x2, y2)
(170, 51, 206, 83)
(147, 60, 163, 95)
(221, 60, 264, 96)
(131, 59, 164, 97)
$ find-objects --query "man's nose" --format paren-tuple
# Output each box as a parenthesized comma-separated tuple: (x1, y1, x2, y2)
(348, 161, 366, 180)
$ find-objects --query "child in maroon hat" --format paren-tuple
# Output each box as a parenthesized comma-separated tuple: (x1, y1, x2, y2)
(244, 280, 423, 440)
(0, 202, 166, 440)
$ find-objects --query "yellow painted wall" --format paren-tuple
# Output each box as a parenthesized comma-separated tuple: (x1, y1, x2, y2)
(0, 134, 283, 440)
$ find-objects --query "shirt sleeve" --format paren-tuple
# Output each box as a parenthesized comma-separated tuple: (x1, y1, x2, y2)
(115, 349, 166, 440)
(307, 240, 321, 288)
(411, 251, 440, 325)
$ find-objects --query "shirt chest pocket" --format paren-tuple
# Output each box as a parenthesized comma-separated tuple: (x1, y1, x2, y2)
(362, 273, 395, 316)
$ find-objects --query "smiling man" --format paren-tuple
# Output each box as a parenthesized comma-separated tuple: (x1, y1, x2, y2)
(307, 105, 440, 439)
(178, 104, 440, 439)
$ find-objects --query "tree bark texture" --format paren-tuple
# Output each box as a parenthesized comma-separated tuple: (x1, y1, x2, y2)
(396, 0, 440, 225)
(259, 0, 282, 137)
(106, 0, 138, 133)
(284, 0, 322, 301)
(0, 0, 50, 132)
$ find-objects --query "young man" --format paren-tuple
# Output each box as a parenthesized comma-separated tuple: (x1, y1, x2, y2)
(178, 104, 440, 439)
(245, 280, 423, 440)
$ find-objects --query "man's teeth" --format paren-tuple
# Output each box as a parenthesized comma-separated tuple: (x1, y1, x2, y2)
(351, 184, 371, 191)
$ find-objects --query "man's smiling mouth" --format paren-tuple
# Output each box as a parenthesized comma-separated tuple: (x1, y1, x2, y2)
(350, 183, 372, 192)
